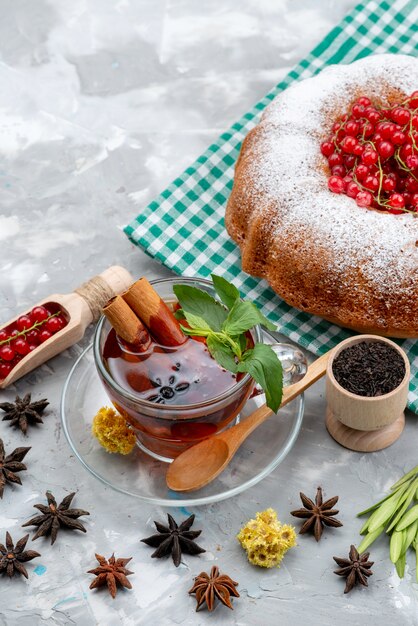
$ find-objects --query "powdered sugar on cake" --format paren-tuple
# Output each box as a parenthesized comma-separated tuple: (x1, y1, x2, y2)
(245, 54, 418, 297)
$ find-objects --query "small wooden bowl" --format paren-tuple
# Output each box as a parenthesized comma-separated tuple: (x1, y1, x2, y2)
(326, 334, 410, 452)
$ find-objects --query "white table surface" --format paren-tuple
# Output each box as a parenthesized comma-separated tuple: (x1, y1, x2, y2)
(2, 1, 418, 624)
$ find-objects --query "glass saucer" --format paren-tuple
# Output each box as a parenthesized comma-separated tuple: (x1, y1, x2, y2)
(61, 343, 305, 507)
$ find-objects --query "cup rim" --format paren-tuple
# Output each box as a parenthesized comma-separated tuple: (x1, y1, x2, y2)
(326, 334, 410, 401)
(93, 276, 260, 412)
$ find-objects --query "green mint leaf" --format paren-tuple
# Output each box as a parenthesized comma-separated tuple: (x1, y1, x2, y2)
(173, 284, 227, 332)
(223, 301, 276, 335)
(206, 335, 238, 373)
(174, 308, 185, 320)
(211, 274, 240, 310)
(238, 333, 247, 354)
(180, 324, 210, 338)
(183, 311, 212, 332)
(236, 343, 283, 413)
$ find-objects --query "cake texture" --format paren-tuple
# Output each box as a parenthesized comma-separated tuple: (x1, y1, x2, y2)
(225, 54, 418, 338)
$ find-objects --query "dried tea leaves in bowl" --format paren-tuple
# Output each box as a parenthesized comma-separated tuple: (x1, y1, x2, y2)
(332, 341, 406, 397)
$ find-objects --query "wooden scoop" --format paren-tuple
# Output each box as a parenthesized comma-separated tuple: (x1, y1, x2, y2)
(166, 350, 331, 492)
(0, 266, 133, 388)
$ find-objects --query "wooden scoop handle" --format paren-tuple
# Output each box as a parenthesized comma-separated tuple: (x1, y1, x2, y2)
(74, 265, 133, 322)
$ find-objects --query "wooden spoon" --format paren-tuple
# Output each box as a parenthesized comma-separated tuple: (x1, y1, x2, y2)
(166, 350, 331, 492)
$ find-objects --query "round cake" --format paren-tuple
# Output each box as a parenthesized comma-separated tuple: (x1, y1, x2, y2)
(225, 54, 418, 338)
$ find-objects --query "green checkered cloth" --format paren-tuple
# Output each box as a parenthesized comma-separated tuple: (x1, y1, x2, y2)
(125, 0, 418, 413)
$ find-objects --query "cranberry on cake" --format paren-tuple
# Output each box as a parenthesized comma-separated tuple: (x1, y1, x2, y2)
(225, 54, 418, 338)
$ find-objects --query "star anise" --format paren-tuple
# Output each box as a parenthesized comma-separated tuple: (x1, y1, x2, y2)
(22, 491, 90, 544)
(333, 545, 374, 593)
(291, 486, 342, 541)
(0, 437, 30, 498)
(0, 394, 49, 435)
(189, 565, 239, 612)
(141, 513, 205, 567)
(88, 553, 134, 599)
(0, 532, 40, 578)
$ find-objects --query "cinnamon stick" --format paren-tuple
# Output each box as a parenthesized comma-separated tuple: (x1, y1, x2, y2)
(123, 278, 186, 346)
(102, 295, 151, 350)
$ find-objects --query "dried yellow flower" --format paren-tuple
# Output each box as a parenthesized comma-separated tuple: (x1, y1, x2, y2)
(237, 508, 296, 568)
(92, 406, 136, 455)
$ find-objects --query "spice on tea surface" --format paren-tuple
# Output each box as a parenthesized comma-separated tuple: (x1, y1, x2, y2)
(332, 341, 406, 397)
(237, 508, 296, 568)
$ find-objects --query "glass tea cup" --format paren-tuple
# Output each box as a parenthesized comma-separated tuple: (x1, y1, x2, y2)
(94, 277, 307, 462)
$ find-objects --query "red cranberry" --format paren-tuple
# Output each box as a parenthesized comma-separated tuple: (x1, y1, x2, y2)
(357, 97, 371, 107)
(14, 338, 30, 356)
(377, 140, 394, 159)
(355, 164, 369, 181)
(16, 315, 32, 332)
(321, 141, 334, 157)
(332, 165, 346, 177)
(389, 193, 405, 209)
(39, 330, 52, 343)
(346, 181, 360, 198)
(0, 363, 12, 379)
(328, 153, 343, 167)
(344, 155, 356, 168)
(0, 345, 15, 361)
(0, 329, 8, 342)
(406, 155, 418, 170)
(391, 107, 411, 125)
(409, 91, 418, 108)
(405, 176, 418, 193)
(392, 130, 406, 145)
(341, 136, 357, 154)
(382, 177, 396, 192)
(26, 329, 40, 345)
(362, 149, 378, 166)
(364, 175, 379, 192)
(345, 120, 359, 136)
(411, 116, 418, 131)
(356, 191, 373, 208)
(400, 144, 413, 160)
(31, 306, 49, 323)
(328, 176, 345, 193)
(45, 317, 62, 334)
(365, 107, 380, 124)
(352, 103, 365, 118)
(379, 122, 393, 139)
